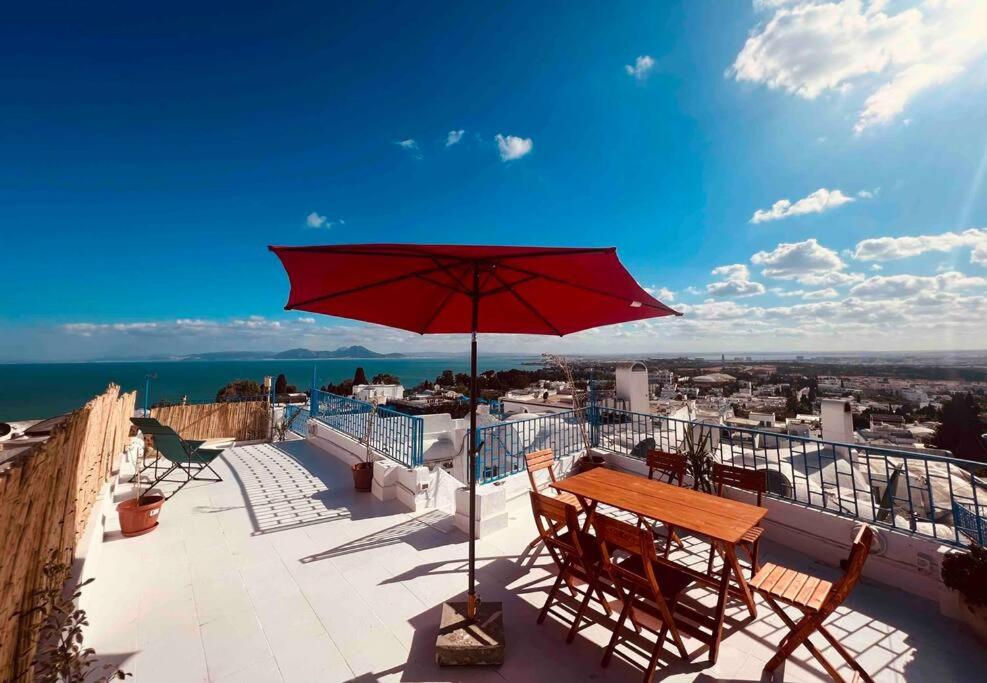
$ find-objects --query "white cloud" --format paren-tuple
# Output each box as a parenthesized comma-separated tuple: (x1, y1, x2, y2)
(625, 55, 655, 80)
(395, 139, 422, 158)
(306, 212, 328, 229)
(751, 238, 848, 283)
(707, 280, 767, 298)
(852, 227, 987, 266)
(711, 264, 751, 280)
(446, 130, 465, 146)
(645, 286, 675, 301)
(803, 287, 840, 300)
(495, 134, 533, 161)
(849, 270, 987, 299)
(730, 0, 987, 133)
(706, 263, 766, 298)
(751, 188, 856, 223)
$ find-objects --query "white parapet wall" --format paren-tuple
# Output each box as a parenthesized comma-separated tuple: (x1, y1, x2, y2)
(307, 418, 458, 514)
(454, 482, 508, 538)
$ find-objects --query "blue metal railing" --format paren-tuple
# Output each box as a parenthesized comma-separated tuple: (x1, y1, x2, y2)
(593, 406, 987, 546)
(283, 404, 310, 438)
(311, 390, 424, 467)
(475, 409, 589, 483)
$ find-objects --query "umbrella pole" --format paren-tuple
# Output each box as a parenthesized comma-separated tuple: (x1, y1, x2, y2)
(467, 270, 479, 619)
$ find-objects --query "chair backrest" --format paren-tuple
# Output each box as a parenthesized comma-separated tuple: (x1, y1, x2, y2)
(529, 490, 586, 569)
(525, 448, 557, 492)
(646, 449, 686, 485)
(823, 524, 874, 615)
(712, 463, 767, 506)
(145, 432, 191, 463)
(592, 514, 665, 598)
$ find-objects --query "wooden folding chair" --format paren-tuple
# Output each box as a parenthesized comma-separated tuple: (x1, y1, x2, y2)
(593, 514, 695, 682)
(524, 449, 583, 552)
(750, 525, 875, 683)
(706, 463, 767, 578)
(529, 491, 612, 643)
(641, 449, 687, 556)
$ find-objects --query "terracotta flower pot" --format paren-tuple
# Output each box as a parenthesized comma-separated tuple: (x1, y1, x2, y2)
(352, 462, 373, 492)
(116, 494, 165, 537)
(572, 454, 607, 475)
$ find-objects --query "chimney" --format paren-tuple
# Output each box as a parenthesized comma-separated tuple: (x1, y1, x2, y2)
(821, 398, 854, 445)
(615, 361, 649, 414)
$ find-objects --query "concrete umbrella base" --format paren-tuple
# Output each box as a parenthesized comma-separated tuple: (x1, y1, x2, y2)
(435, 601, 505, 666)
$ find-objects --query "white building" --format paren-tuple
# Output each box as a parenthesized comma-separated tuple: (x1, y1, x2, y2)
(351, 383, 404, 403)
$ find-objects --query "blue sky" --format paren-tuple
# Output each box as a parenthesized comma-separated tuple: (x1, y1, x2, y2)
(3, 0, 987, 361)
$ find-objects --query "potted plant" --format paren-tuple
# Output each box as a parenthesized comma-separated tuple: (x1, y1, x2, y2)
(681, 425, 715, 493)
(352, 400, 378, 491)
(941, 543, 987, 643)
(116, 432, 164, 536)
(542, 353, 606, 474)
(16, 551, 131, 682)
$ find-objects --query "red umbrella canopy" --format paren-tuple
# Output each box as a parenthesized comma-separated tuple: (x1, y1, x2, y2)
(269, 243, 680, 335)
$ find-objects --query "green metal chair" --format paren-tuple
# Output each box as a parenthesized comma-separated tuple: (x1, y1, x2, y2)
(130, 417, 225, 498)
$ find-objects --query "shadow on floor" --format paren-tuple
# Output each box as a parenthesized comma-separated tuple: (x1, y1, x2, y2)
(300, 510, 456, 563)
(220, 440, 406, 536)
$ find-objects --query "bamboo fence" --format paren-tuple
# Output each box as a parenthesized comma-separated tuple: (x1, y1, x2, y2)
(150, 399, 271, 442)
(0, 385, 136, 682)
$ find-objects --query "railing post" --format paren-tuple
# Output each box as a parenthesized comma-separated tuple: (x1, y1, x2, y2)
(310, 365, 318, 419)
(587, 380, 600, 448)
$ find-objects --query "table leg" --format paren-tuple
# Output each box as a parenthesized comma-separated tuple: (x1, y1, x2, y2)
(578, 497, 597, 532)
(710, 541, 732, 663)
(724, 544, 757, 618)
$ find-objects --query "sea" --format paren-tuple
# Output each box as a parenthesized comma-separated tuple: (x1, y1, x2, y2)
(0, 357, 538, 422)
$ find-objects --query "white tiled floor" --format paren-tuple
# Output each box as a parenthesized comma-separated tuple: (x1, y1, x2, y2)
(85, 441, 986, 682)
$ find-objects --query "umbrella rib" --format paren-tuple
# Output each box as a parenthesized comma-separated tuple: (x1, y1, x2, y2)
(286, 262, 466, 310)
(488, 268, 563, 336)
(417, 262, 473, 334)
(494, 261, 678, 314)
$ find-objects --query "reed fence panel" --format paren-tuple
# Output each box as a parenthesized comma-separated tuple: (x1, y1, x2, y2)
(150, 399, 270, 442)
(0, 385, 135, 682)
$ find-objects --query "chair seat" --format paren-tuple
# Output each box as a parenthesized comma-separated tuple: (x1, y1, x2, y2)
(742, 526, 764, 544)
(750, 562, 832, 612)
(615, 556, 694, 599)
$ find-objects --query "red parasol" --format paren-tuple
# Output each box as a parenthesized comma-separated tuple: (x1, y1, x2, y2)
(269, 243, 679, 618)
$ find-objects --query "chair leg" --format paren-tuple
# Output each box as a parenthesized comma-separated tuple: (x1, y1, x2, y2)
(565, 580, 596, 644)
(644, 624, 669, 683)
(740, 539, 760, 579)
(816, 624, 875, 683)
(761, 597, 831, 676)
(602, 588, 636, 668)
(538, 568, 568, 625)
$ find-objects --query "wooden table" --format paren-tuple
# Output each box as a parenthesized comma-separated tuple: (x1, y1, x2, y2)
(552, 467, 767, 663)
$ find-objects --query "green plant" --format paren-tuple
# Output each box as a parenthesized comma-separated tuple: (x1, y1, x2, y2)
(681, 426, 715, 493)
(942, 543, 987, 608)
(273, 405, 305, 442)
(16, 551, 130, 682)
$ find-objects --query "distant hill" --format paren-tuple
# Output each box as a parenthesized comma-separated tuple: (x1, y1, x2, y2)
(182, 346, 404, 361)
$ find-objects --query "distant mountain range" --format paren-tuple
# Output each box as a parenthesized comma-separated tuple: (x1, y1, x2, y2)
(181, 346, 405, 361)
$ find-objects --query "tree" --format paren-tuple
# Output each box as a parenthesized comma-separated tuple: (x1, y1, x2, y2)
(216, 379, 262, 402)
(274, 374, 288, 394)
(371, 372, 401, 384)
(437, 369, 455, 386)
(353, 367, 368, 385)
(933, 393, 987, 462)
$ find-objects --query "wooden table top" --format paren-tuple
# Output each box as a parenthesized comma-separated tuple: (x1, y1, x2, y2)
(552, 467, 767, 545)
